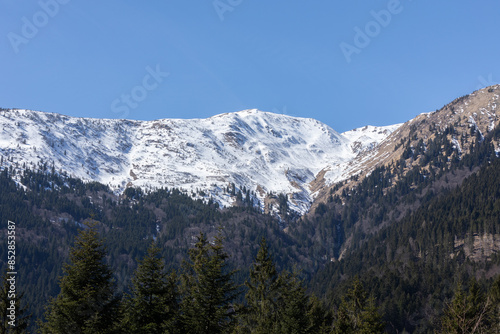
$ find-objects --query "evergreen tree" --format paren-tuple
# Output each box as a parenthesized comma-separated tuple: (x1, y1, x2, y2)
(0, 272, 31, 333)
(179, 231, 240, 334)
(333, 277, 366, 333)
(122, 241, 179, 334)
(238, 238, 282, 333)
(332, 278, 384, 334)
(439, 279, 492, 333)
(238, 238, 330, 334)
(358, 296, 386, 334)
(277, 270, 314, 334)
(40, 221, 120, 334)
(440, 282, 470, 333)
(305, 296, 332, 334)
(332, 303, 354, 334)
(489, 275, 500, 333)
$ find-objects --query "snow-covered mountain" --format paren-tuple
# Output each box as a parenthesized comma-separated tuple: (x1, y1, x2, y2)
(0, 108, 399, 214)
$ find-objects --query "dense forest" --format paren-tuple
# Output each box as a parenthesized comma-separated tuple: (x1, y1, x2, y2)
(2, 222, 499, 333)
(310, 156, 500, 332)
(0, 166, 308, 326)
(301, 116, 500, 332)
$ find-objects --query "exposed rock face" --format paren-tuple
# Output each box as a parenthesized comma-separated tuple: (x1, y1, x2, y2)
(452, 233, 500, 261)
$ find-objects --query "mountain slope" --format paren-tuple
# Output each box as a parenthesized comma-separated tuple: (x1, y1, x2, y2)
(348, 84, 499, 179)
(0, 108, 397, 214)
(311, 85, 500, 211)
(310, 132, 500, 332)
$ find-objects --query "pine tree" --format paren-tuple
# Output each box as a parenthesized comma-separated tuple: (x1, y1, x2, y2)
(122, 241, 179, 334)
(332, 302, 354, 334)
(179, 231, 240, 334)
(332, 278, 384, 334)
(238, 238, 282, 333)
(305, 296, 332, 334)
(277, 270, 313, 334)
(0, 272, 31, 333)
(439, 279, 492, 333)
(333, 277, 366, 333)
(40, 221, 120, 334)
(440, 282, 471, 333)
(358, 296, 386, 334)
(238, 238, 330, 334)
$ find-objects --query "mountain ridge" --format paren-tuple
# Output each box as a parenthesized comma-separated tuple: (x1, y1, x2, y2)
(2, 85, 497, 216)
(0, 107, 398, 215)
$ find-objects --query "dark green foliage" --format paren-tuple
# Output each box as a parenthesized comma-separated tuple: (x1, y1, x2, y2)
(40, 221, 120, 334)
(490, 275, 500, 332)
(237, 239, 331, 334)
(438, 279, 496, 333)
(34, 228, 334, 334)
(0, 165, 303, 328)
(238, 238, 282, 333)
(277, 271, 317, 334)
(359, 297, 386, 334)
(306, 121, 500, 333)
(278, 193, 288, 217)
(332, 278, 384, 334)
(121, 242, 179, 334)
(179, 231, 240, 334)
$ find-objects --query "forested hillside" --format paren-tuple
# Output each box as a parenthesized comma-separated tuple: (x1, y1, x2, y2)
(0, 163, 311, 328)
(305, 112, 500, 332)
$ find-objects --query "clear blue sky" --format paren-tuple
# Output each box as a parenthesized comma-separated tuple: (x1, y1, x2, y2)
(1, 1, 499, 132)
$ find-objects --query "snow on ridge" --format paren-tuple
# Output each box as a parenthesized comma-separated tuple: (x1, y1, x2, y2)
(0, 108, 395, 214)
(341, 123, 402, 155)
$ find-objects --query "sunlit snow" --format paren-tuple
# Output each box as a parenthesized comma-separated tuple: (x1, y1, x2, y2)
(0, 108, 400, 214)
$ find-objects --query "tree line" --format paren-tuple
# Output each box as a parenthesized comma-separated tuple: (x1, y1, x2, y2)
(1, 221, 385, 333)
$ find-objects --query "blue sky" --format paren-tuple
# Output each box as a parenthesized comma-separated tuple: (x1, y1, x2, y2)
(1, 1, 499, 132)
